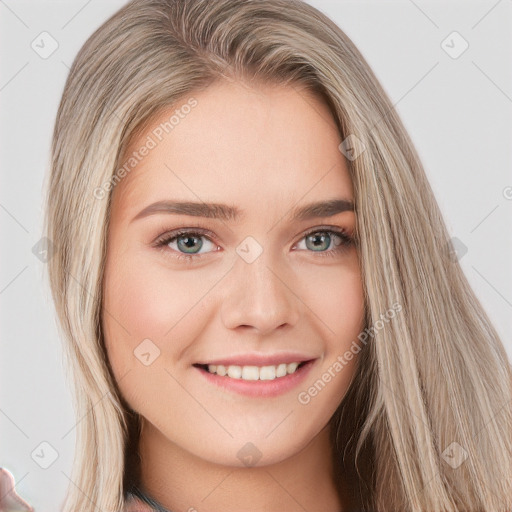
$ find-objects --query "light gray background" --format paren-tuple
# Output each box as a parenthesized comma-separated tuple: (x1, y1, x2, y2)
(1, 1, 511, 510)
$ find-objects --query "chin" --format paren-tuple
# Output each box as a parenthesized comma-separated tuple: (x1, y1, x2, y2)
(186, 430, 314, 469)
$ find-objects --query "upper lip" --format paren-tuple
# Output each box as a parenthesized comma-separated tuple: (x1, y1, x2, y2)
(195, 352, 318, 367)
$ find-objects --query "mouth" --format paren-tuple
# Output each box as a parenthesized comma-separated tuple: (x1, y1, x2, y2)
(193, 360, 310, 380)
(192, 359, 317, 398)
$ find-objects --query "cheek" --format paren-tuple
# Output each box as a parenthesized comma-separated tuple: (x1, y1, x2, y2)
(101, 252, 208, 415)
(302, 256, 365, 340)
(334, 267, 365, 338)
(102, 250, 222, 369)
(296, 259, 364, 404)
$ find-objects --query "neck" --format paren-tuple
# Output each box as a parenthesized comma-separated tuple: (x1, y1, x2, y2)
(137, 420, 349, 512)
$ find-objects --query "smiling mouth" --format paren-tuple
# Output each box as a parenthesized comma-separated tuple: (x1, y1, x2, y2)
(193, 360, 310, 381)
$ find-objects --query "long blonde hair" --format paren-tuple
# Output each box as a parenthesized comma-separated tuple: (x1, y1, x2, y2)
(44, 0, 512, 510)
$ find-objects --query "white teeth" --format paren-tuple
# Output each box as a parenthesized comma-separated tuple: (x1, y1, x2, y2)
(242, 366, 259, 380)
(259, 365, 276, 380)
(227, 365, 242, 379)
(276, 363, 287, 377)
(287, 362, 299, 373)
(206, 361, 304, 380)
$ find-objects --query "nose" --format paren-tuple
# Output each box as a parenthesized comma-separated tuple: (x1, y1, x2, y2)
(220, 249, 301, 335)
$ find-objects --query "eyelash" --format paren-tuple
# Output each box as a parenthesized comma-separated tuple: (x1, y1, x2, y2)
(153, 226, 354, 263)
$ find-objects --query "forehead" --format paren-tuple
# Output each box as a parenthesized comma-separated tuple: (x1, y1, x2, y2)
(112, 80, 353, 219)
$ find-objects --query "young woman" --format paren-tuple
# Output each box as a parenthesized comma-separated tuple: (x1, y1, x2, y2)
(42, 0, 512, 511)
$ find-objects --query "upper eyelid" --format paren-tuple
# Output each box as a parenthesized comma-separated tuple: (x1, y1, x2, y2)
(153, 227, 217, 246)
(154, 225, 351, 248)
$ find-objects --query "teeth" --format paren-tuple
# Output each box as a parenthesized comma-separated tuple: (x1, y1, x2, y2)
(227, 366, 242, 379)
(276, 363, 287, 377)
(242, 366, 259, 380)
(205, 361, 303, 380)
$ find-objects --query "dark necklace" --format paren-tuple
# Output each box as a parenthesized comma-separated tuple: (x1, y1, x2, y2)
(131, 484, 345, 512)
(129, 484, 174, 512)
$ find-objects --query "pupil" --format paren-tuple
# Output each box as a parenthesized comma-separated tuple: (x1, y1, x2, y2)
(307, 233, 329, 251)
(178, 236, 202, 253)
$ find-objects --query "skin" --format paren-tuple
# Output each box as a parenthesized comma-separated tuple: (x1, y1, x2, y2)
(103, 79, 365, 512)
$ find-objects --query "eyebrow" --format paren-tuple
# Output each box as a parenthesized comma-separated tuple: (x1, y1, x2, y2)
(131, 198, 354, 223)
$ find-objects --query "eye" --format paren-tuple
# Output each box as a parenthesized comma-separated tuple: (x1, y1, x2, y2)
(293, 228, 354, 258)
(153, 228, 219, 262)
(153, 226, 354, 263)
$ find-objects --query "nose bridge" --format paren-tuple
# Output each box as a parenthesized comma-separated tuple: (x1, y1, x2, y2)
(220, 238, 300, 333)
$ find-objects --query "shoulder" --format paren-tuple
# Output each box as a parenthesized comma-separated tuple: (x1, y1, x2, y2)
(0, 467, 157, 512)
(0, 467, 35, 512)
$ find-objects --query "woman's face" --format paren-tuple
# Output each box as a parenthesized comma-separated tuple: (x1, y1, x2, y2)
(103, 80, 365, 466)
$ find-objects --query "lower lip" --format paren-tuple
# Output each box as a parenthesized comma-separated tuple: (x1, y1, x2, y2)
(194, 360, 317, 398)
